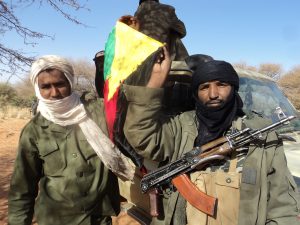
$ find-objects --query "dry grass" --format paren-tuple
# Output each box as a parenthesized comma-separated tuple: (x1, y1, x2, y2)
(0, 105, 31, 120)
(279, 69, 300, 110)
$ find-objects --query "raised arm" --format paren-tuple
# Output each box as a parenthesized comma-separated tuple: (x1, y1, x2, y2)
(123, 46, 185, 162)
(147, 46, 171, 88)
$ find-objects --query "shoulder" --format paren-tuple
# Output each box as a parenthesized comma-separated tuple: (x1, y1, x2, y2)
(18, 115, 43, 143)
(178, 110, 196, 123)
(80, 91, 99, 104)
(80, 92, 104, 114)
(239, 114, 281, 146)
(241, 113, 272, 130)
(177, 110, 197, 133)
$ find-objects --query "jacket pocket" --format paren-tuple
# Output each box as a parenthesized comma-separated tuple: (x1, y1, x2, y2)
(38, 140, 65, 175)
(214, 172, 240, 225)
(187, 171, 241, 225)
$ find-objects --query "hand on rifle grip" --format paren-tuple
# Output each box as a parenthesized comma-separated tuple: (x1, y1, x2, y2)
(149, 188, 160, 217)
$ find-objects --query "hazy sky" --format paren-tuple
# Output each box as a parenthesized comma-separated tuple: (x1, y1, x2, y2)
(3, 0, 300, 82)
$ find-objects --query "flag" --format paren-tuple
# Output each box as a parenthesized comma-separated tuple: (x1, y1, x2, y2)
(103, 21, 163, 142)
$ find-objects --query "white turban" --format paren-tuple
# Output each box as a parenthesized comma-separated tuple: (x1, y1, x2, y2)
(29, 55, 135, 180)
(30, 55, 74, 88)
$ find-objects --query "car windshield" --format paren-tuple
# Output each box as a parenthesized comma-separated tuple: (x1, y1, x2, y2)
(239, 77, 300, 133)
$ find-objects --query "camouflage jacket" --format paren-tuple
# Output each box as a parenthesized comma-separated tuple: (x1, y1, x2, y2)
(8, 96, 120, 225)
(123, 84, 300, 225)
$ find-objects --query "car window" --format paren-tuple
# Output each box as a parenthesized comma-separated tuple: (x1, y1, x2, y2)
(239, 77, 300, 133)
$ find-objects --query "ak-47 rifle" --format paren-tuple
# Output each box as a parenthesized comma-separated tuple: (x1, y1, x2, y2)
(141, 107, 296, 216)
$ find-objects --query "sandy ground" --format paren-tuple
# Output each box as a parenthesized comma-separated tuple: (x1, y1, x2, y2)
(0, 118, 140, 225)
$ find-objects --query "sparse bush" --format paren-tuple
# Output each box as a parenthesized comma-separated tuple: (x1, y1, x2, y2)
(0, 83, 17, 107)
(0, 82, 35, 109)
(258, 63, 283, 81)
(11, 95, 36, 108)
(279, 66, 300, 110)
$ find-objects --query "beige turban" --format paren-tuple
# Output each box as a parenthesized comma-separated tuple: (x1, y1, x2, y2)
(30, 55, 74, 88)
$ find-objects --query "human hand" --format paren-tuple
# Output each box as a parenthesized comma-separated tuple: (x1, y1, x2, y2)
(118, 15, 140, 30)
(147, 46, 171, 88)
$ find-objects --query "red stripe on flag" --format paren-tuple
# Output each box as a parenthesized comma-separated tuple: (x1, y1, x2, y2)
(103, 80, 120, 141)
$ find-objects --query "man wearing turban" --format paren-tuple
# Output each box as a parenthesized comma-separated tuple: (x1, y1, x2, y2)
(123, 47, 300, 225)
(8, 55, 134, 225)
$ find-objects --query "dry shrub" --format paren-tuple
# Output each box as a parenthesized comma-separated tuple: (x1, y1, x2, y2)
(278, 66, 300, 110)
(14, 77, 35, 98)
(0, 105, 31, 119)
(258, 63, 283, 81)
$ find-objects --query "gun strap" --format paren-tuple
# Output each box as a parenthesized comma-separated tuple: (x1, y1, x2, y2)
(172, 174, 217, 216)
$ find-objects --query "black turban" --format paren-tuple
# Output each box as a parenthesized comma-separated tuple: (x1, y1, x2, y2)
(191, 60, 239, 95)
(191, 60, 245, 147)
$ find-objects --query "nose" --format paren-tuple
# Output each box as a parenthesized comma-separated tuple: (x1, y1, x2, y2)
(208, 84, 219, 99)
(49, 86, 60, 99)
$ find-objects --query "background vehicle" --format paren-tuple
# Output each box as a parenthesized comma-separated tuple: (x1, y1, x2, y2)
(236, 68, 300, 187)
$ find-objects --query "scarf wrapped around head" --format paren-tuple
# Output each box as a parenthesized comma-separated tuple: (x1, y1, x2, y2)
(29, 55, 135, 180)
(30, 55, 74, 88)
(191, 60, 244, 146)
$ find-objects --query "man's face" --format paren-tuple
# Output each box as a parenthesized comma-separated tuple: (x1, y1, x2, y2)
(197, 80, 232, 108)
(38, 69, 71, 100)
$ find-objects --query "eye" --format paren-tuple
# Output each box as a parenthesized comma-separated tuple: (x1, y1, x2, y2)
(56, 82, 67, 88)
(39, 84, 51, 89)
(217, 82, 230, 87)
(198, 83, 209, 90)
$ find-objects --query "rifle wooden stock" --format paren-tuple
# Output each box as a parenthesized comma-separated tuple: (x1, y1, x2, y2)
(172, 174, 216, 216)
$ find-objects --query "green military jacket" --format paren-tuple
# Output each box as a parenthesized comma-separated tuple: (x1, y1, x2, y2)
(123, 84, 300, 225)
(8, 96, 120, 225)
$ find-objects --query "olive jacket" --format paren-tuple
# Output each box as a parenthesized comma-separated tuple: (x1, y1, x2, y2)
(123, 84, 300, 225)
(8, 96, 120, 225)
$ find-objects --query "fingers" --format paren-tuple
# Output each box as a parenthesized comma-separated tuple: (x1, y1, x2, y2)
(162, 45, 170, 61)
(118, 15, 133, 24)
(158, 45, 171, 71)
(118, 15, 140, 30)
(156, 45, 169, 64)
(147, 46, 171, 88)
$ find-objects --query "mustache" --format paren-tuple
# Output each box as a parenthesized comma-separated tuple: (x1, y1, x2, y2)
(205, 100, 224, 106)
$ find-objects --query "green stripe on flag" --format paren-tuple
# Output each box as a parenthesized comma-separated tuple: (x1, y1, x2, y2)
(104, 27, 116, 80)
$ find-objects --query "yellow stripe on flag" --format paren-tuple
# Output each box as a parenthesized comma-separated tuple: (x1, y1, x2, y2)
(107, 21, 163, 100)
